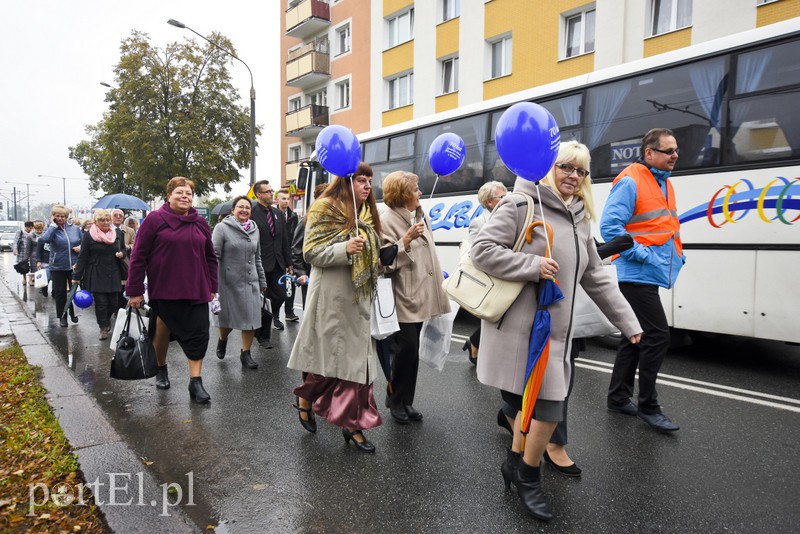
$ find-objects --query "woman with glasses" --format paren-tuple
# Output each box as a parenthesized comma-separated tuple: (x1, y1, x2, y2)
(471, 141, 642, 521)
(287, 163, 385, 453)
(462, 181, 508, 365)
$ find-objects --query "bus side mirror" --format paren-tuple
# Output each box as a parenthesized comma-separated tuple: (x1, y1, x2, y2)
(297, 166, 309, 191)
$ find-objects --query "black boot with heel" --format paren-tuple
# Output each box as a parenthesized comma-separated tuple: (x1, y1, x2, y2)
(188, 377, 210, 403)
(216, 338, 227, 359)
(516, 459, 553, 521)
(501, 448, 521, 489)
(155, 365, 170, 390)
(240, 349, 258, 369)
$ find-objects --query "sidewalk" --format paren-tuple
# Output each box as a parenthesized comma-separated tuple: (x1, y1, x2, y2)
(0, 277, 198, 533)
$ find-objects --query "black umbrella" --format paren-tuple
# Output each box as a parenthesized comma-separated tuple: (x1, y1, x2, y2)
(211, 200, 234, 217)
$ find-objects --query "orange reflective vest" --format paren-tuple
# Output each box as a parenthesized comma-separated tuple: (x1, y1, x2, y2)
(612, 163, 683, 255)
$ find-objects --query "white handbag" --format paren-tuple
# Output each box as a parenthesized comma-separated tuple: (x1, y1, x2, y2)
(34, 268, 49, 289)
(370, 277, 400, 340)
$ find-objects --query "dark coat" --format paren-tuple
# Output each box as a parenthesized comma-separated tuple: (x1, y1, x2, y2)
(73, 231, 124, 293)
(251, 202, 291, 272)
(291, 218, 310, 278)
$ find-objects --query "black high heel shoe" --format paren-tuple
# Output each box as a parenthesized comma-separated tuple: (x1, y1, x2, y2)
(462, 339, 478, 365)
(342, 428, 375, 453)
(293, 397, 317, 433)
(543, 450, 582, 477)
(69, 306, 78, 324)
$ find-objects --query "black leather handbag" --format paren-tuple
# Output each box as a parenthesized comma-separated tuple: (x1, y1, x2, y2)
(111, 307, 157, 380)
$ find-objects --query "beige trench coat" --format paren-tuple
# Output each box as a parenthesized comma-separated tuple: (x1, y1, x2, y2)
(287, 235, 378, 385)
(472, 178, 641, 401)
(381, 206, 450, 323)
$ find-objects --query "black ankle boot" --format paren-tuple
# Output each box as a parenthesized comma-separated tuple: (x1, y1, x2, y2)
(516, 459, 553, 521)
(216, 338, 227, 359)
(240, 349, 258, 369)
(69, 306, 78, 323)
(188, 377, 210, 403)
(155, 365, 170, 390)
(501, 448, 521, 489)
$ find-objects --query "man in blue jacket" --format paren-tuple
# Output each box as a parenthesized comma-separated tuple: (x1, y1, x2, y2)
(600, 128, 686, 432)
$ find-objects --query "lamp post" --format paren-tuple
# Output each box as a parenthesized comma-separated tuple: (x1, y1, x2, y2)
(168, 18, 256, 186)
(36, 175, 82, 204)
(6, 181, 49, 220)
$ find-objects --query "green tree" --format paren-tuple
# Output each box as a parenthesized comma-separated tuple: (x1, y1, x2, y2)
(70, 30, 258, 201)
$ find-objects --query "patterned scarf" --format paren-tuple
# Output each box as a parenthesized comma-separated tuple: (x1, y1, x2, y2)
(303, 198, 380, 303)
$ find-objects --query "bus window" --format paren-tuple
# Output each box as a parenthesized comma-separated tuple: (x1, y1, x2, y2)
(364, 138, 389, 163)
(585, 56, 728, 178)
(389, 134, 415, 160)
(540, 93, 582, 128)
(727, 41, 800, 163)
(371, 159, 414, 201)
(415, 114, 489, 195)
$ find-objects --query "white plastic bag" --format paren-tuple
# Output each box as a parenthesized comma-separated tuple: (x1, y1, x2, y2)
(419, 300, 460, 371)
(370, 277, 399, 340)
(34, 268, 49, 289)
(109, 305, 149, 351)
(572, 264, 620, 338)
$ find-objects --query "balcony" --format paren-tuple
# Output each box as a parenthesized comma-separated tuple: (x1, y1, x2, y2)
(286, 42, 330, 89)
(285, 158, 309, 184)
(285, 104, 329, 138)
(286, 0, 330, 41)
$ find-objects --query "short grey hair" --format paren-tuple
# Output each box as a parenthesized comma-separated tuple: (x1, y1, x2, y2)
(477, 181, 507, 209)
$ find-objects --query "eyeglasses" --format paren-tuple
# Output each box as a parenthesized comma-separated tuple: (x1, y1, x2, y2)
(555, 163, 589, 178)
(491, 194, 507, 200)
(258, 189, 274, 195)
(650, 147, 680, 156)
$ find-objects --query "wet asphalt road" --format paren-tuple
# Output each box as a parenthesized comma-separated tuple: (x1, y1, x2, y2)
(3, 252, 800, 533)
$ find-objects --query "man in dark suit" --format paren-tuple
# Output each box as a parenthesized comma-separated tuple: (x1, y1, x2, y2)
(251, 180, 292, 347)
(276, 188, 300, 322)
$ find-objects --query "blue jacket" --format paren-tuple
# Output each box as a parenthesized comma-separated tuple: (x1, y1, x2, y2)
(600, 162, 685, 288)
(39, 222, 83, 271)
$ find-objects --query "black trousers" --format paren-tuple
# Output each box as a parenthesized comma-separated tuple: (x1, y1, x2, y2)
(284, 282, 296, 316)
(258, 268, 286, 341)
(93, 292, 116, 328)
(388, 321, 423, 406)
(607, 282, 670, 415)
(50, 269, 74, 319)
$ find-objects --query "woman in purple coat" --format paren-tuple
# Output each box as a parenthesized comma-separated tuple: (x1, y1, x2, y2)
(126, 177, 218, 403)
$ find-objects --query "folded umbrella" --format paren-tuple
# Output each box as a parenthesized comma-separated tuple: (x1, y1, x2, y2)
(62, 283, 81, 320)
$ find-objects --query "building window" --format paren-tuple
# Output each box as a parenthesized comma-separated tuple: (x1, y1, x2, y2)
(335, 79, 351, 110)
(441, 0, 460, 22)
(288, 97, 302, 112)
(650, 0, 692, 36)
(441, 57, 459, 94)
(388, 73, 413, 109)
(308, 89, 327, 107)
(289, 145, 301, 161)
(305, 143, 315, 157)
(564, 7, 595, 58)
(388, 8, 414, 48)
(336, 24, 351, 56)
(489, 36, 512, 79)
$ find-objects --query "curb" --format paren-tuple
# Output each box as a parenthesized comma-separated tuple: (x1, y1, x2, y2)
(0, 279, 199, 533)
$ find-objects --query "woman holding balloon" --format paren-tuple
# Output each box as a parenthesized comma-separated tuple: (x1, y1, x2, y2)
(472, 105, 642, 522)
(287, 139, 385, 452)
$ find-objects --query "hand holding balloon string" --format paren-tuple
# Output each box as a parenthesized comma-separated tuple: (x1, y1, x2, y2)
(347, 235, 365, 255)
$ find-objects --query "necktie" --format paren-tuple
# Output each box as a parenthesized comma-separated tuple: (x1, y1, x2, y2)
(266, 209, 275, 236)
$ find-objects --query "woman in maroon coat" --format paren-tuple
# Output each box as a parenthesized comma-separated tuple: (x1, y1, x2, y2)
(126, 177, 218, 403)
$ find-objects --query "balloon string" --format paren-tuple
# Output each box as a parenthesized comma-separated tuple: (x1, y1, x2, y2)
(534, 181, 552, 259)
(349, 174, 359, 235)
(430, 174, 440, 200)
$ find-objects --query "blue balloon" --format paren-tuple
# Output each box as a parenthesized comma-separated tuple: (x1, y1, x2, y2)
(74, 290, 93, 309)
(315, 125, 361, 177)
(495, 102, 561, 182)
(429, 133, 466, 176)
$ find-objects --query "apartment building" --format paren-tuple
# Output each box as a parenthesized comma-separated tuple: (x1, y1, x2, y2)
(280, 0, 800, 184)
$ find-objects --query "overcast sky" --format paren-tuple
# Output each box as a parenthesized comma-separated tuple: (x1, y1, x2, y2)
(0, 0, 280, 215)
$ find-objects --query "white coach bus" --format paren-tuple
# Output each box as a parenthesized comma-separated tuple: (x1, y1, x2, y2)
(300, 19, 800, 344)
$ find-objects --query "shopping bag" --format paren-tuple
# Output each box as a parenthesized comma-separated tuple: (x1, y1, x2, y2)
(109, 305, 149, 352)
(419, 300, 460, 371)
(111, 307, 157, 380)
(370, 277, 399, 340)
(572, 264, 620, 338)
(34, 269, 49, 289)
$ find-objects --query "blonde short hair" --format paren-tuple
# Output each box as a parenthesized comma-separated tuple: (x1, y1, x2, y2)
(382, 171, 419, 209)
(51, 204, 69, 217)
(542, 141, 596, 220)
(93, 209, 112, 222)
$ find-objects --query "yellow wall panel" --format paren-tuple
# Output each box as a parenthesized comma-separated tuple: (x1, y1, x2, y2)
(757, 0, 800, 27)
(483, 0, 594, 100)
(382, 105, 414, 127)
(384, 0, 414, 17)
(383, 40, 414, 77)
(436, 18, 459, 58)
(435, 92, 459, 114)
(643, 27, 692, 58)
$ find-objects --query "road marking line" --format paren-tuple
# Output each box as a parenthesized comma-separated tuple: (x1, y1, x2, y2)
(575, 362, 800, 413)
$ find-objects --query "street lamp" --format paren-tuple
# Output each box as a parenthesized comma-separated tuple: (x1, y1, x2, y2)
(6, 181, 49, 220)
(168, 18, 256, 186)
(37, 174, 82, 204)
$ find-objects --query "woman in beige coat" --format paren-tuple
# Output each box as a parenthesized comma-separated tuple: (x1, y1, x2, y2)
(472, 141, 642, 522)
(287, 163, 384, 453)
(380, 171, 450, 424)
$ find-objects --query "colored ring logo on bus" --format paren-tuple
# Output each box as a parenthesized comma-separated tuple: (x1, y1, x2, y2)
(700, 177, 800, 227)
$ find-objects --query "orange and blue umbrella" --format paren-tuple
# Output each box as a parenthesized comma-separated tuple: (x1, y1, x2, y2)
(520, 221, 564, 436)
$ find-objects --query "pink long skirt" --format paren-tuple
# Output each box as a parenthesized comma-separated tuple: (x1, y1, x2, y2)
(293, 373, 383, 430)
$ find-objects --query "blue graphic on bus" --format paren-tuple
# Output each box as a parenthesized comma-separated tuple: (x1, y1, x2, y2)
(429, 201, 484, 231)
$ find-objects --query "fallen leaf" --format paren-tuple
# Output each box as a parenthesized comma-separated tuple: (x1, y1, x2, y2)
(206, 525, 216, 530)
(183, 419, 192, 423)
(142, 460, 154, 466)
(253, 484, 267, 490)
(39, 513, 51, 519)
(12, 469, 24, 476)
